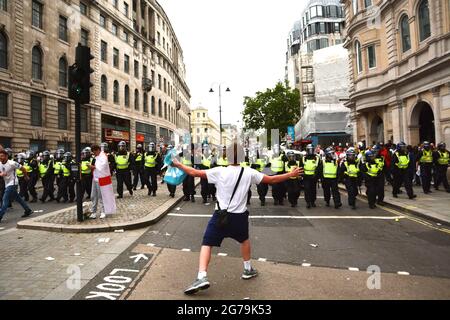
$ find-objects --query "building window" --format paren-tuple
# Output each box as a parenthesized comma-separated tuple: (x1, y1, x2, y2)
(80, 106, 88, 132)
(59, 15, 68, 42)
(134, 60, 139, 78)
(58, 101, 68, 130)
(158, 74, 162, 90)
(124, 54, 129, 73)
(367, 45, 376, 69)
(143, 93, 148, 113)
(113, 48, 119, 68)
(400, 15, 411, 52)
(101, 75, 107, 100)
(32, 0, 43, 29)
(0, 0, 7, 11)
(310, 6, 317, 18)
(158, 99, 162, 117)
(124, 2, 129, 17)
(0, 31, 7, 69)
(163, 78, 166, 93)
(101, 41, 107, 62)
(134, 89, 139, 110)
(352, 0, 358, 15)
(100, 14, 106, 28)
(123, 31, 129, 42)
(364, 0, 372, 8)
(143, 65, 148, 78)
(30, 139, 46, 153)
(164, 102, 167, 119)
(113, 0, 118, 8)
(112, 23, 118, 36)
(32, 46, 43, 80)
(0, 92, 7, 117)
(80, 2, 87, 16)
(58, 57, 67, 87)
(418, 0, 431, 42)
(355, 41, 362, 73)
(80, 29, 89, 46)
(124, 85, 130, 107)
(31, 95, 42, 126)
(203, 113, 206, 118)
(151, 96, 155, 115)
(113, 81, 119, 104)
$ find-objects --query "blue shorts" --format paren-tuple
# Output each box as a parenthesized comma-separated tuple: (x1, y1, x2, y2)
(202, 211, 250, 247)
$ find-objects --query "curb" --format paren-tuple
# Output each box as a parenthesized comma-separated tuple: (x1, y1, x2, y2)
(337, 184, 450, 226)
(17, 180, 200, 233)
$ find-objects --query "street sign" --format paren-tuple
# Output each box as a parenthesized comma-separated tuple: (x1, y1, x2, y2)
(287, 126, 295, 141)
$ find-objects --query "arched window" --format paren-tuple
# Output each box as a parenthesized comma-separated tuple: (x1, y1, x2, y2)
(0, 32, 7, 69)
(101, 75, 107, 100)
(32, 46, 43, 80)
(151, 96, 155, 115)
(113, 80, 119, 104)
(124, 85, 130, 107)
(418, 0, 431, 41)
(400, 15, 411, 52)
(143, 93, 148, 113)
(158, 99, 162, 117)
(355, 40, 362, 73)
(58, 57, 68, 87)
(134, 89, 139, 110)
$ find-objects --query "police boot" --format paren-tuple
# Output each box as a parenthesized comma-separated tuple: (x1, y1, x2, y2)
(184, 195, 190, 201)
(191, 195, 195, 203)
(202, 197, 208, 204)
(325, 201, 330, 207)
(311, 202, 316, 208)
(306, 202, 311, 209)
(335, 203, 342, 209)
(260, 199, 265, 206)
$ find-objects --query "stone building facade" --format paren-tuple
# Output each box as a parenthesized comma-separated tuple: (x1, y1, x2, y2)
(191, 107, 220, 147)
(0, 0, 191, 153)
(341, 0, 450, 146)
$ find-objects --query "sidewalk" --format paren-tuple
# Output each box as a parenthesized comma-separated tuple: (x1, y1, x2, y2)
(17, 179, 199, 233)
(339, 183, 450, 225)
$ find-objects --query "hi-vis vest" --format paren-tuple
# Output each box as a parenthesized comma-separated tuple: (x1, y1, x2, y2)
(437, 151, 449, 165)
(135, 153, 143, 162)
(344, 161, 360, 177)
(38, 161, 52, 178)
(201, 156, 212, 168)
(303, 155, 319, 176)
(181, 156, 192, 167)
(270, 156, 284, 173)
(366, 162, 382, 177)
(285, 161, 300, 179)
(217, 157, 229, 167)
(375, 156, 385, 169)
(16, 168, 24, 178)
(323, 160, 338, 179)
(420, 150, 433, 163)
(255, 159, 266, 172)
(115, 153, 130, 170)
(23, 162, 33, 173)
(81, 160, 92, 175)
(145, 153, 158, 168)
(395, 152, 410, 169)
(62, 162, 71, 177)
(240, 161, 250, 168)
(54, 161, 62, 175)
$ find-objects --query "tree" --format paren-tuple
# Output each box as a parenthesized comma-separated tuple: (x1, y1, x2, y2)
(242, 81, 300, 141)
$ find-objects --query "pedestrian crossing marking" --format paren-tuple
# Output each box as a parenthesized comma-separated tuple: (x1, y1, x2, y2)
(397, 271, 410, 275)
(217, 253, 227, 257)
(348, 267, 359, 271)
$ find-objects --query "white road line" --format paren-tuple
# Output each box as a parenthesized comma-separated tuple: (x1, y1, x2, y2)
(218, 253, 228, 257)
(397, 271, 410, 275)
(168, 213, 406, 220)
(302, 263, 311, 267)
(146, 243, 155, 247)
(181, 248, 191, 252)
(348, 267, 360, 271)
(258, 258, 267, 262)
(193, 195, 325, 199)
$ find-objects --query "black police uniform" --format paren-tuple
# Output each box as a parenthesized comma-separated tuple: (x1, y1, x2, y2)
(433, 148, 450, 192)
(114, 151, 134, 198)
(39, 158, 54, 202)
(132, 149, 145, 190)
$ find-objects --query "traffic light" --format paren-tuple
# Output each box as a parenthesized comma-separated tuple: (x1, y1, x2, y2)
(68, 44, 94, 104)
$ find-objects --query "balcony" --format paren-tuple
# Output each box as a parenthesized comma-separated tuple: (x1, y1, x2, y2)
(142, 78, 153, 92)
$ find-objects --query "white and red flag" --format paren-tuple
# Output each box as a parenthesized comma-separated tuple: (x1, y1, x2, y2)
(94, 151, 117, 215)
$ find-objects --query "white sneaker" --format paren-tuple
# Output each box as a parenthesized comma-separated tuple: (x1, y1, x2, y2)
(99, 213, 106, 219)
(89, 213, 97, 219)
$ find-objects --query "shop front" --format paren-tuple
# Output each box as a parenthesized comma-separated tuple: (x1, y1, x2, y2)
(101, 114, 131, 151)
(136, 122, 157, 149)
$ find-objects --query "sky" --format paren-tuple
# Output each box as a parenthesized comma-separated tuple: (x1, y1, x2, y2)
(158, 0, 307, 127)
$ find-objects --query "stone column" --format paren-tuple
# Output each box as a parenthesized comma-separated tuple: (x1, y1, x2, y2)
(136, 0, 142, 32)
(390, 101, 403, 143)
(145, 4, 150, 40)
(432, 87, 442, 143)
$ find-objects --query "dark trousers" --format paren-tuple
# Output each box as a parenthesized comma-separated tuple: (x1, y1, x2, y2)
(271, 173, 286, 201)
(344, 178, 358, 206)
(27, 174, 38, 200)
(144, 167, 158, 193)
(183, 175, 195, 197)
(303, 175, 317, 204)
(257, 183, 268, 202)
(133, 165, 145, 189)
(393, 169, 414, 198)
(435, 165, 449, 191)
(365, 177, 378, 206)
(56, 176, 69, 202)
(200, 178, 210, 200)
(376, 174, 385, 202)
(18, 177, 28, 200)
(385, 167, 393, 185)
(285, 179, 301, 205)
(40, 175, 55, 201)
(322, 178, 341, 206)
(80, 174, 92, 199)
(0, 178, 4, 203)
(116, 170, 132, 196)
(420, 164, 432, 193)
(167, 183, 176, 195)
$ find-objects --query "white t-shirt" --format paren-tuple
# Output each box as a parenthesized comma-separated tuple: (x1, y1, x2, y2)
(206, 166, 264, 214)
(0, 160, 21, 187)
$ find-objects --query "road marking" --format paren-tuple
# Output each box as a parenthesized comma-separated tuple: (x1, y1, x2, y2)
(218, 253, 227, 257)
(168, 213, 407, 220)
(181, 248, 191, 252)
(258, 258, 267, 262)
(302, 263, 311, 267)
(193, 195, 325, 199)
(348, 267, 359, 272)
(146, 243, 155, 247)
(397, 271, 410, 275)
(129, 254, 148, 263)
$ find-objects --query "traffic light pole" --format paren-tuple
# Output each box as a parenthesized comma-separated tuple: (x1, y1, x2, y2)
(75, 99, 83, 222)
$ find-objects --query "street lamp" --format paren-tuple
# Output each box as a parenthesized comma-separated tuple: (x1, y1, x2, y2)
(209, 84, 230, 146)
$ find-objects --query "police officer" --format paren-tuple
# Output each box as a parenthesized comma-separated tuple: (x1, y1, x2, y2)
(114, 141, 134, 199)
(240, 147, 252, 205)
(56, 152, 74, 203)
(251, 146, 269, 206)
(16, 153, 28, 201)
(181, 144, 196, 202)
(372, 144, 386, 204)
(320, 147, 342, 209)
(165, 145, 177, 198)
(434, 142, 450, 192)
(24, 150, 39, 203)
(133, 144, 145, 190)
(285, 151, 301, 207)
(302, 144, 321, 209)
(270, 144, 286, 206)
(38, 150, 54, 203)
(361, 150, 383, 209)
(53, 149, 65, 203)
(339, 148, 360, 209)
(199, 143, 213, 203)
(101, 142, 115, 175)
(80, 148, 93, 200)
(216, 145, 229, 167)
(417, 141, 433, 194)
(392, 142, 416, 199)
(144, 142, 161, 196)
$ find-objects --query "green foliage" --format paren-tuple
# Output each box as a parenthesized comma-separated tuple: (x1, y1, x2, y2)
(242, 81, 300, 140)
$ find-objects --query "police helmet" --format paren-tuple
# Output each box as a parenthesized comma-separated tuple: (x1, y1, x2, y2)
(325, 147, 335, 160)
(438, 142, 446, 150)
(287, 150, 295, 160)
(100, 142, 109, 152)
(118, 141, 127, 151)
(365, 150, 375, 162)
(306, 144, 314, 156)
(397, 142, 407, 152)
(42, 150, 50, 161)
(148, 142, 156, 152)
(17, 152, 26, 164)
(372, 145, 380, 156)
(423, 141, 431, 150)
(63, 152, 72, 162)
(26, 150, 36, 160)
(55, 149, 65, 160)
(346, 148, 356, 161)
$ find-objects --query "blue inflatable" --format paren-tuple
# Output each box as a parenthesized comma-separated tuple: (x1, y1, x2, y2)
(163, 149, 187, 185)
